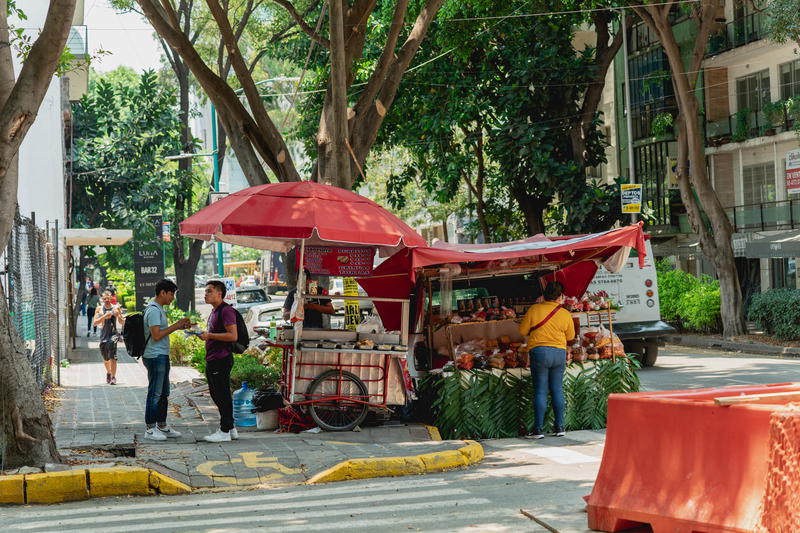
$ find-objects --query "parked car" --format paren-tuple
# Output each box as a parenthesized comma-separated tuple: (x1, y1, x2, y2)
(244, 301, 287, 339)
(233, 287, 271, 314)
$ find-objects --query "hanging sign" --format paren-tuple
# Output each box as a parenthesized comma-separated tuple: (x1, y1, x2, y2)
(300, 246, 375, 277)
(786, 149, 800, 194)
(343, 277, 361, 331)
(621, 184, 643, 214)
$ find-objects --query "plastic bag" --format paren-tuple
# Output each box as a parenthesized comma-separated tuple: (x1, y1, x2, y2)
(290, 295, 304, 323)
(357, 312, 383, 334)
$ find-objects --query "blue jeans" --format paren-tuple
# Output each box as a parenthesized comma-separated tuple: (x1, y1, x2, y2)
(531, 346, 566, 432)
(143, 354, 170, 426)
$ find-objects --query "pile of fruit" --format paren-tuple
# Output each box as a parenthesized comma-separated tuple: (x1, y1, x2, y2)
(563, 290, 621, 312)
(568, 325, 624, 363)
(452, 336, 529, 370)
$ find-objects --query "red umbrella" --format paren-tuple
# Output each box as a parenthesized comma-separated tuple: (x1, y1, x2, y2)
(180, 181, 425, 253)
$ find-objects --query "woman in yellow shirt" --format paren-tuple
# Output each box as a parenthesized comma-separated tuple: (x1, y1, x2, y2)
(518, 281, 575, 439)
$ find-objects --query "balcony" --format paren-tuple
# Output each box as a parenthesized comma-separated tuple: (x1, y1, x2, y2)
(706, 13, 767, 57)
(676, 200, 800, 236)
(705, 99, 799, 145)
(66, 25, 87, 57)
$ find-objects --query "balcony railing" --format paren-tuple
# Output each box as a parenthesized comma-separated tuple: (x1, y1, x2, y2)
(705, 100, 798, 145)
(706, 13, 767, 57)
(676, 200, 800, 235)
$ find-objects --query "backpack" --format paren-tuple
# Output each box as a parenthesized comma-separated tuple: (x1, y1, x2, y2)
(121, 312, 150, 359)
(213, 302, 250, 354)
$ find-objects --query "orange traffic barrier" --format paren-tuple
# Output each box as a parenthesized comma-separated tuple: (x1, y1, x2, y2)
(586, 382, 800, 533)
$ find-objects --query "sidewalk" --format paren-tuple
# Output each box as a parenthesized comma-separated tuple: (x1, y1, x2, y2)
(667, 333, 800, 357)
(50, 319, 475, 491)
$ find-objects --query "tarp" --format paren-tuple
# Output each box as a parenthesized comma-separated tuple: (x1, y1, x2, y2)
(358, 223, 647, 331)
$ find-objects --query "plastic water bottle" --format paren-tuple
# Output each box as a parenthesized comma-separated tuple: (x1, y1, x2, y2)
(233, 382, 257, 427)
(269, 316, 277, 340)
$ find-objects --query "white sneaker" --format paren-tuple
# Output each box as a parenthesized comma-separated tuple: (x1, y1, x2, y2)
(203, 429, 231, 443)
(158, 425, 182, 438)
(229, 428, 239, 440)
(144, 427, 167, 441)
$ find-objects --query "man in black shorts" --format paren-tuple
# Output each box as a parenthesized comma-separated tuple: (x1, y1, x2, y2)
(93, 290, 125, 384)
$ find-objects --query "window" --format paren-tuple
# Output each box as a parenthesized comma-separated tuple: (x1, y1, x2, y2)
(742, 162, 776, 205)
(736, 70, 771, 113)
(780, 59, 800, 100)
(770, 258, 796, 289)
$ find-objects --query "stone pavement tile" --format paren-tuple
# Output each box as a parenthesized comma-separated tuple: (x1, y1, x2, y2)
(188, 474, 215, 488)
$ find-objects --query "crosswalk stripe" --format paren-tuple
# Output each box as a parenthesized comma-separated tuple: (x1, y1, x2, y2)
(61, 497, 495, 533)
(5, 476, 453, 520)
(13, 487, 470, 530)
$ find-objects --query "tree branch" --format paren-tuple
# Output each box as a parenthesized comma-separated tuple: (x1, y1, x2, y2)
(271, 0, 330, 48)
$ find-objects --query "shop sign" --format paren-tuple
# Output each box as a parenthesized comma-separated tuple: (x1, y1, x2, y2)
(621, 184, 643, 214)
(786, 149, 800, 194)
(133, 245, 164, 311)
(343, 277, 361, 331)
(666, 158, 689, 190)
(208, 277, 237, 306)
(300, 246, 375, 277)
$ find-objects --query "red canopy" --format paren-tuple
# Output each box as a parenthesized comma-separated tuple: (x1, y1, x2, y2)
(180, 181, 426, 253)
(359, 224, 647, 330)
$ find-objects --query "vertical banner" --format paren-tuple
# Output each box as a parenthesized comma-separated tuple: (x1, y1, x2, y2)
(133, 245, 164, 311)
(162, 221, 171, 242)
(786, 149, 800, 194)
(621, 184, 643, 213)
(343, 277, 361, 331)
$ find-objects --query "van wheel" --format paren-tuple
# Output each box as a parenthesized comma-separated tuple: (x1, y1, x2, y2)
(642, 340, 659, 367)
(623, 340, 645, 365)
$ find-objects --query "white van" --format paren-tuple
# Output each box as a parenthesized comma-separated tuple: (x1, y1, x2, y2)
(585, 240, 674, 367)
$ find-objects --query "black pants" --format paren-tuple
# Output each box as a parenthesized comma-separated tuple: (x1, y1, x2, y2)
(206, 355, 234, 432)
(87, 307, 96, 333)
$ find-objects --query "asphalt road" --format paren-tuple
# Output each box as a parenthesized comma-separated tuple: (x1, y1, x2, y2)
(6, 346, 798, 532)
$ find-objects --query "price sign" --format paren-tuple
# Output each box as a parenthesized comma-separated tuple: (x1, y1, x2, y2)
(208, 277, 237, 307)
(300, 247, 375, 277)
(621, 184, 643, 214)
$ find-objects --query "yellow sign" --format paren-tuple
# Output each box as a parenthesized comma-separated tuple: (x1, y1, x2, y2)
(620, 183, 643, 214)
(196, 451, 301, 485)
(343, 277, 361, 331)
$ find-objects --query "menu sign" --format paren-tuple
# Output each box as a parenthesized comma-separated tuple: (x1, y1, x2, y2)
(300, 246, 375, 277)
(786, 149, 800, 194)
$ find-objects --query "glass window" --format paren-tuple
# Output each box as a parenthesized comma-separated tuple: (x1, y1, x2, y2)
(736, 70, 771, 112)
(742, 162, 776, 205)
(780, 59, 800, 100)
(771, 258, 796, 289)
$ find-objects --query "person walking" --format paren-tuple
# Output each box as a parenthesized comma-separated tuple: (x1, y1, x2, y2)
(199, 280, 239, 443)
(86, 288, 100, 337)
(94, 290, 124, 384)
(142, 279, 193, 441)
(519, 281, 575, 440)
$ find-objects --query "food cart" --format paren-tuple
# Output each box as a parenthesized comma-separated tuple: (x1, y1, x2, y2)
(180, 181, 425, 431)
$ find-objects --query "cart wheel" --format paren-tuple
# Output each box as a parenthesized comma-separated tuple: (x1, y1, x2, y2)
(306, 370, 369, 432)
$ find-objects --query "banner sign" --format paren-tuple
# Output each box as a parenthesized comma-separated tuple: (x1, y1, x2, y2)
(343, 277, 361, 331)
(208, 277, 237, 307)
(621, 184, 643, 214)
(162, 221, 171, 242)
(300, 246, 375, 277)
(133, 245, 164, 311)
(786, 149, 800, 194)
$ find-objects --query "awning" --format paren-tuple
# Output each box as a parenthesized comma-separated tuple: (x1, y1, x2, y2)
(62, 228, 133, 246)
(745, 231, 800, 258)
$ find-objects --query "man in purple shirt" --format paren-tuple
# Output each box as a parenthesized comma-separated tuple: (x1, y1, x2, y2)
(199, 280, 239, 442)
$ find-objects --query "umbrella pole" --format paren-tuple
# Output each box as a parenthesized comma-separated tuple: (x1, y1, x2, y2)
(291, 240, 306, 404)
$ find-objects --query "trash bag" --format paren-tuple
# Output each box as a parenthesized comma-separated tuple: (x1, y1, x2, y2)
(252, 388, 285, 412)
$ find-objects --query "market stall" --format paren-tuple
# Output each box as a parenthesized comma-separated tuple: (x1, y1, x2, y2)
(181, 181, 424, 431)
(357, 224, 648, 438)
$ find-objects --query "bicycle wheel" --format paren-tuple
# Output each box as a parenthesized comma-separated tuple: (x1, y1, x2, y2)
(306, 369, 369, 431)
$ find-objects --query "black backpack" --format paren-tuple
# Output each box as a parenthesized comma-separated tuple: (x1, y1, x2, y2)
(121, 312, 150, 359)
(213, 302, 249, 354)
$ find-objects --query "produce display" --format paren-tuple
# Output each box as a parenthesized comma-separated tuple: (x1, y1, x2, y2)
(568, 325, 624, 363)
(432, 296, 533, 325)
(452, 336, 529, 370)
(563, 290, 621, 312)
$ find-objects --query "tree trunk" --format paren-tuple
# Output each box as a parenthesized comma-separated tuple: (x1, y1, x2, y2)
(512, 189, 548, 236)
(174, 238, 203, 312)
(322, 0, 351, 189)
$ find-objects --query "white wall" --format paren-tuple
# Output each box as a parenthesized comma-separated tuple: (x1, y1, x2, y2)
(11, 3, 67, 230)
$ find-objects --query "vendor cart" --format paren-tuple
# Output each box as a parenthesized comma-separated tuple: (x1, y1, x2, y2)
(181, 181, 425, 431)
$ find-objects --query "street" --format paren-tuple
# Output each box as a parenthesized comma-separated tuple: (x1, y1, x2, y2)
(5, 346, 799, 532)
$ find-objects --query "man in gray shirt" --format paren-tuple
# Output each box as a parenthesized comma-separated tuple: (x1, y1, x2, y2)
(142, 279, 193, 441)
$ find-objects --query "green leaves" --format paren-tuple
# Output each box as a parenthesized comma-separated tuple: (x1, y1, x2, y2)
(421, 355, 641, 439)
(657, 260, 721, 332)
(748, 289, 800, 340)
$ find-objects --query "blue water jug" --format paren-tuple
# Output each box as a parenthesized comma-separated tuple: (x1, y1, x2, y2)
(233, 382, 257, 427)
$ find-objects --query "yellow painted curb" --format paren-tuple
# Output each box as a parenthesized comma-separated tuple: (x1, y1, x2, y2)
(0, 466, 191, 505)
(307, 440, 483, 484)
(423, 424, 442, 441)
(0, 474, 25, 504)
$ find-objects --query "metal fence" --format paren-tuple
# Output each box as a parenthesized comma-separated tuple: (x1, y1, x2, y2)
(3, 213, 60, 391)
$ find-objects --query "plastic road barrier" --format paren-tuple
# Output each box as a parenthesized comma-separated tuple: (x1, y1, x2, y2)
(586, 382, 800, 533)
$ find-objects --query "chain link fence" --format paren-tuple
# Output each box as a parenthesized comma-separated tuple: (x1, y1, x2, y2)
(3, 213, 60, 391)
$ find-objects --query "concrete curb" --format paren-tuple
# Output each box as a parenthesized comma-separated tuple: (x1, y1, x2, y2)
(668, 336, 800, 357)
(0, 466, 191, 504)
(306, 440, 484, 484)
(423, 424, 442, 441)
